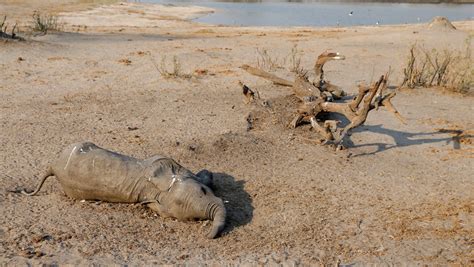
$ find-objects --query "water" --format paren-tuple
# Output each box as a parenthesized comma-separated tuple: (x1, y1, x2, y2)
(135, 0, 473, 27)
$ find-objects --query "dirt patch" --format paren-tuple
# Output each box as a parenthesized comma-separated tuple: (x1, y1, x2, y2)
(0, 2, 473, 266)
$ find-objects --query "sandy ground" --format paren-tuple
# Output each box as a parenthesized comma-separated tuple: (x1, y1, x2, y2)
(1, 2, 473, 265)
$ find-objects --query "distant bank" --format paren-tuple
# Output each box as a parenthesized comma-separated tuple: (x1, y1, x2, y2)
(137, 0, 474, 3)
(326, 0, 473, 3)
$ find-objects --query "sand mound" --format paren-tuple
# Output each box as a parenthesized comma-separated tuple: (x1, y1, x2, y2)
(428, 16, 457, 31)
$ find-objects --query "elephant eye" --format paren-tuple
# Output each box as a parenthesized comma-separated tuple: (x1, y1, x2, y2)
(200, 186, 207, 195)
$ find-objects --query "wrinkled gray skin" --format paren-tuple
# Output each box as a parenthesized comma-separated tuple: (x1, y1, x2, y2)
(23, 142, 226, 239)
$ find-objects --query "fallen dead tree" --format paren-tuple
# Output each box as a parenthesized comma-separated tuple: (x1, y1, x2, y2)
(0, 16, 23, 41)
(240, 51, 405, 149)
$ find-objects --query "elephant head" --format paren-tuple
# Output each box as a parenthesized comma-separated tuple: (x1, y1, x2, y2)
(147, 177, 226, 239)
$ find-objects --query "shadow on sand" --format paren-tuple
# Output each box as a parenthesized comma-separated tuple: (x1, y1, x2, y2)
(345, 124, 472, 157)
(212, 173, 253, 236)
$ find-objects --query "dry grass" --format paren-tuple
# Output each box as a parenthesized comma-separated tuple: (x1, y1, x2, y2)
(288, 45, 306, 75)
(401, 41, 472, 94)
(255, 45, 307, 75)
(256, 48, 282, 71)
(32, 11, 60, 34)
(150, 54, 192, 79)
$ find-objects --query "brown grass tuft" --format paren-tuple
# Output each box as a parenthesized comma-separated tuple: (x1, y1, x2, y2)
(401, 41, 472, 95)
(32, 11, 60, 35)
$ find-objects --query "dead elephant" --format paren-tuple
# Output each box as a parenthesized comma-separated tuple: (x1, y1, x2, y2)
(21, 142, 226, 239)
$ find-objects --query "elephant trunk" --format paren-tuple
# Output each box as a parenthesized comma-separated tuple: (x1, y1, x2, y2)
(206, 199, 226, 239)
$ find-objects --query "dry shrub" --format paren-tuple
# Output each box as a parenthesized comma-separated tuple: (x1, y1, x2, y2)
(401, 42, 472, 94)
(150, 54, 192, 79)
(256, 46, 307, 75)
(288, 45, 306, 75)
(32, 11, 60, 34)
(256, 48, 282, 71)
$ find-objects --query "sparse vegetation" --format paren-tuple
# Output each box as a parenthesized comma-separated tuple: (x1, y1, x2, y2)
(0, 15, 23, 40)
(32, 11, 60, 34)
(288, 45, 305, 75)
(150, 54, 192, 79)
(255, 46, 307, 75)
(401, 42, 472, 94)
(256, 48, 282, 71)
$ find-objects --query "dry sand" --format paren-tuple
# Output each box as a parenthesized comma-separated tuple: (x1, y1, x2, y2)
(1, 1, 473, 265)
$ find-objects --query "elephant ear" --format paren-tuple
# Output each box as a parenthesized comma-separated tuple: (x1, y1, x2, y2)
(145, 157, 195, 191)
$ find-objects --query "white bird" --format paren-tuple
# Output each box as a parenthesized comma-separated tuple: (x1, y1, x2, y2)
(349, 11, 353, 16)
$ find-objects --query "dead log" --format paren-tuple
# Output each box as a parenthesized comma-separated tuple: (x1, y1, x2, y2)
(240, 64, 294, 87)
(377, 92, 406, 124)
(241, 51, 347, 101)
(240, 51, 405, 148)
(314, 51, 345, 86)
(316, 74, 405, 145)
(293, 74, 322, 101)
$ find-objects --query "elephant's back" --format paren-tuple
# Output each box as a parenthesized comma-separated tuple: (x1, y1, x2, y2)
(52, 142, 146, 202)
